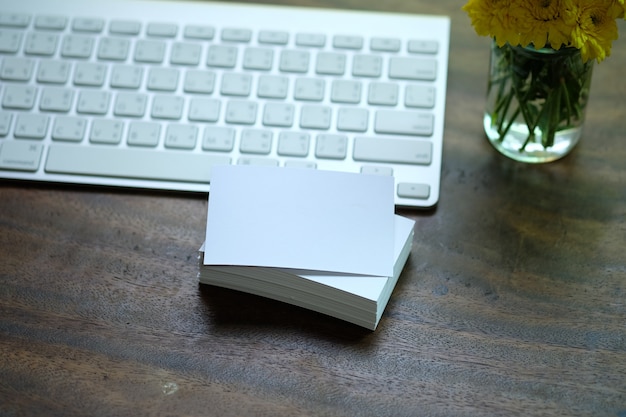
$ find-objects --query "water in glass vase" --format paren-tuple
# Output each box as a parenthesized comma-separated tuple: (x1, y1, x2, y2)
(483, 113, 584, 163)
(484, 41, 594, 163)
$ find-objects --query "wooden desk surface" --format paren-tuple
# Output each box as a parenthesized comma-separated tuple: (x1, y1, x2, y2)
(1, 1, 625, 416)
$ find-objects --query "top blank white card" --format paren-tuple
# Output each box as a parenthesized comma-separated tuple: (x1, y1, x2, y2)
(203, 165, 395, 277)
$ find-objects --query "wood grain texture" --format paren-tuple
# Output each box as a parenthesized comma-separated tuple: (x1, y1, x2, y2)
(1, 1, 625, 416)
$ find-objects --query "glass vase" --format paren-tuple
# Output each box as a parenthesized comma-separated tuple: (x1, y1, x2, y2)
(484, 41, 594, 163)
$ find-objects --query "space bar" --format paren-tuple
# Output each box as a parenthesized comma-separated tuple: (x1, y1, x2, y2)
(45, 144, 231, 183)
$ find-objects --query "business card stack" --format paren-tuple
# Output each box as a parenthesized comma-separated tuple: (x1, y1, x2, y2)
(198, 165, 415, 330)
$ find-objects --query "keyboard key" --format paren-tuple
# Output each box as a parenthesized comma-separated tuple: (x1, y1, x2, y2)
(389, 57, 437, 81)
(405, 85, 436, 108)
(151, 95, 184, 120)
(45, 143, 230, 182)
(73, 62, 107, 86)
(277, 132, 309, 157)
(189, 98, 220, 122)
(37, 60, 71, 84)
(114, 92, 148, 117)
(0, 29, 23, 53)
(0, 13, 31, 28)
(221, 28, 251, 42)
(240, 129, 272, 154)
(147, 22, 178, 38)
(237, 157, 278, 167)
(0, 112, 12, 136)
(368, 82, 399, 106)
(337, 108, 368, 132)
(170, 42, 201, 66)
(262, 103, 294, 127)
(165, 124, 198, 150)
(202, 127, 235, 152)
(40, 87, 74, 112)
(294, 78, 325, 101)
(361, 165, 393, 176)
(97, 37, 130, 60)
(51, 116, 87, 142)
(225, 100, 257, 125)
(184, 25, 214, 40)
(90, 119, 124, 144)
(24, 32, 59, 56)
(1, 57, 34, 81)
(243, 47, 273, 71)
(374, 110, 433, 136)
(257, 75, 288, 99)
(127, 121, 160, 147)
(370, 37, 401, 52)
(283, 160, 316, 169)
(14, 114, 49, 139)
(134, 40, 166, 63)
(353, 136, 432, 165)
(315, 134, 347, 159)
(77, 90, 110, 114)
(0, 141, 43, 172)
(207, 45, 237, 68)
(183, 70, 215, 94)
(72, 18, 104, 33)
(35, 15, 68, 31)
(61, 34, 94, 58)
(316, 52, 346, 75)
(295, 33, 325, 47)
(300, 105, 331, 129)
(331, 80, 361, 104)
(147, 67, 179, 91)
(397, 182, 430, 199)
(279, 50, 310, 73)
(352, 55, 382, 78)
(2, 85, 37, 109)
(110, 65, 143, 89)
(333, 35, 363, 50)
(220, 73, 252, 97)
(258, 30, 288, 45)
(109, 20, 141, 35)
(408, 39, 439, 54)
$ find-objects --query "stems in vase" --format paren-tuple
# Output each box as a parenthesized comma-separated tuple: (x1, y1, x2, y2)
(484, 41, 594, 163)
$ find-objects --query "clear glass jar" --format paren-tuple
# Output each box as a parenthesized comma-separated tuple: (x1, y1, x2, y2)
(484, 41, 594, 163)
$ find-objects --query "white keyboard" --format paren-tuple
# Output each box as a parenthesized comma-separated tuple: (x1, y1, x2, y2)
(0, 0, 450, 208)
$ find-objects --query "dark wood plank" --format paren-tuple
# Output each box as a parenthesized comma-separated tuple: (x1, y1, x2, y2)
(1, 1, 625, 416)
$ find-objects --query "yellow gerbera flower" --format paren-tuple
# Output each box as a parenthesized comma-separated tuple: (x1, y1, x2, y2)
(462, 0, 522, 47)
(612, 0, 626, 18)
(511, 0, 573, 49)
(463, 0, 623, 61)
(565, 0, 620, 61)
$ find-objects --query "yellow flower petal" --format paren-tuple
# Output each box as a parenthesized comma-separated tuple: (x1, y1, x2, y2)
(564, 0, 620, 61)
(462, 0, 623, 62)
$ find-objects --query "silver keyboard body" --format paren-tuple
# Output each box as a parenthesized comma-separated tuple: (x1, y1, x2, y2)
(0, 0, 450, 208)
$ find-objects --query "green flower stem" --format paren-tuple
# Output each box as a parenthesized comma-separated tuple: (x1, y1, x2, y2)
(493, 90, 514, 136)
(546, 86, 562, 147)
(518, 100, 539, 151)
(486, 42, 593, 153)
(498, 105, 520, 139)
(514, 81, 541, 151)
(561, 79, 572, 124)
